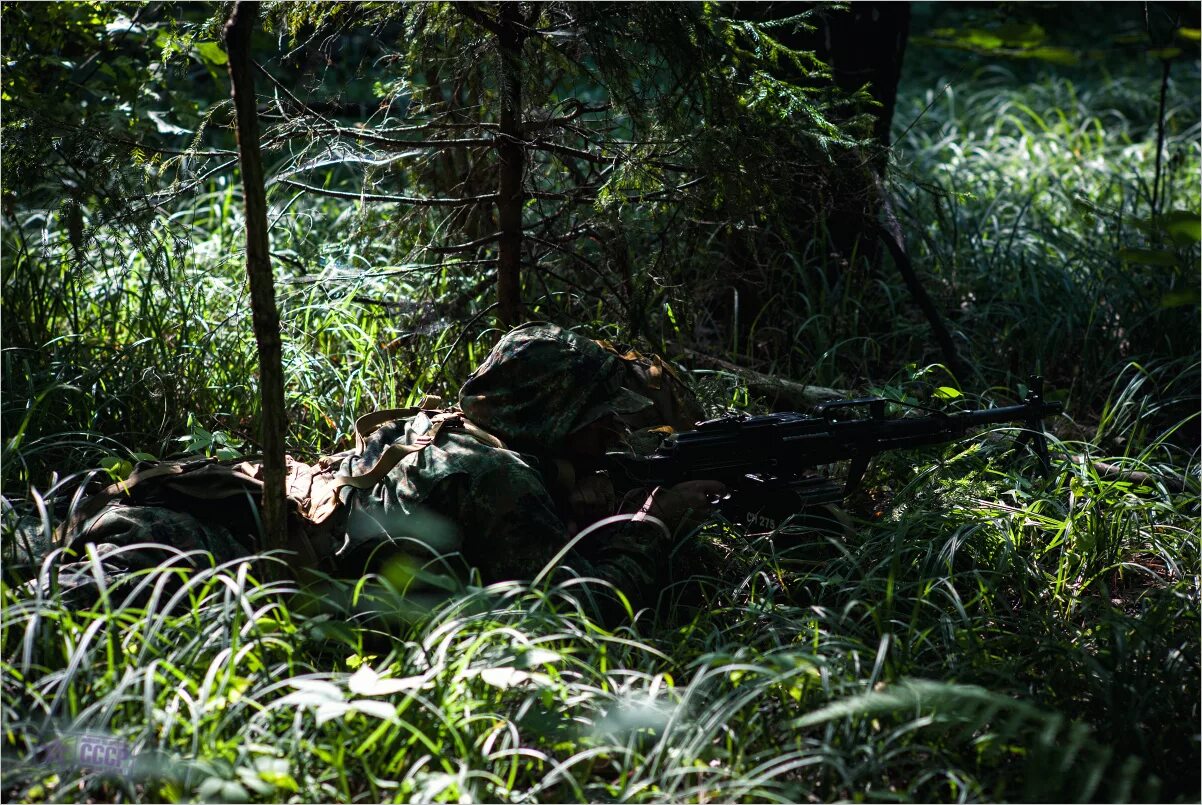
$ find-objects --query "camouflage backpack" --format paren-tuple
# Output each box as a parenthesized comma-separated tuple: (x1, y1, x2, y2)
(57, 455, 350, 571)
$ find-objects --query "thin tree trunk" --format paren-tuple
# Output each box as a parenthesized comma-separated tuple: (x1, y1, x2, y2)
(1150, 58, 1171, 216)
(876, 184, 971, 387)
(225, 0, 288, 554)
(495, 2, 525, 327)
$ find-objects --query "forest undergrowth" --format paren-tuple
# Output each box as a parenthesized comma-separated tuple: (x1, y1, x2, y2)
(1, 5, 1199, 803)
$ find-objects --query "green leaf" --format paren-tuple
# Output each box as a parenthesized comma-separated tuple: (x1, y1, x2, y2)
(196, 778, 250, 804)
(251, 758, 299, 793)
(1148, 47, 1183, 60)
(314, 701, 351, 725)
(994, 22, 1046, 47)
(99, 456, 134, 480)
(347, 666, 425, 696)
(349, 699, 400, 722)
(1118, 247, 1180, 267)
(1178, 27, 1201, 42)
(345, 654, 375, 670)
(281, 678, 345, 705)
(516, 648, 564, 669)
(473, 667, 554, 689)
(934, 386, 962, 400)
(195, 41, 228, 66)
(235, 768, 274, 797)
(1160, 290, 1199, 308)
(1023, 47, 1080, 66)
(1162, 211, 1201, 244)
(964, 28, 1004, 49)
(177, 426, 213, 453)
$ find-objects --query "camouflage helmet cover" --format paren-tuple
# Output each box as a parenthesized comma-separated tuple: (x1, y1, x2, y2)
(458, 322, 651, 453)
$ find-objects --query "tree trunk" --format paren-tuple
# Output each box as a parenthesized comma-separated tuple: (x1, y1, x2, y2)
(818, 2, 911, 169)
(876, 185, 970, 386)
(495, 2, 525, 327)
(806, 2, 911, 274)
(225, 0, 288, 554)
(735, 2, 910, 162)
(726, 2, 914, 349)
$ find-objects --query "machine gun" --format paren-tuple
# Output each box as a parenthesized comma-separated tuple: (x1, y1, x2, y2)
(607, 377, 1063, 532)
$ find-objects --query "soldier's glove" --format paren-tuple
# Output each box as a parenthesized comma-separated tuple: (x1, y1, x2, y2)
(639, 480, 728, 538)
(568, 472, 617, 531)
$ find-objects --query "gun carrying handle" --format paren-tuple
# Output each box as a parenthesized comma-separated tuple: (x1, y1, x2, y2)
(814, 398, 883, 497)
(818, 397, 887, 420)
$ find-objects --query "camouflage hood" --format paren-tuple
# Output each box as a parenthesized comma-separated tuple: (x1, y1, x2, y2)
(458, 322, 651, 453)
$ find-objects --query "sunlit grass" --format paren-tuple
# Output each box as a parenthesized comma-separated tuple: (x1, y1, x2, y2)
(3, 388, 1195, 801)
(891, 67, 1200, 401)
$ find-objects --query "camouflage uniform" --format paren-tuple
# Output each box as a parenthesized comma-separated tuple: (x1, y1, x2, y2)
(30, 454, 313, 607)
(49, 505, 253, 607)
(46, 323, 673, 616)
(332, 323, 670, 613)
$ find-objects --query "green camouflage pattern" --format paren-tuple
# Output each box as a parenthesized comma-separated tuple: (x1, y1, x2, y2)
(458, 322, 651, 452)
(335, 412, 668, 609)
(335, 323, 670, 615)
(36, 459, 301, 606)
(40, 323, 674, 618)
(46, 503, 253, 608)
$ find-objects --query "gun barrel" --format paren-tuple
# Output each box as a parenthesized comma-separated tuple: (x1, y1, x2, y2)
(863, 399, 1063, 449)
(955, 399, 1064, 427)
(608, 395, 1063, 488)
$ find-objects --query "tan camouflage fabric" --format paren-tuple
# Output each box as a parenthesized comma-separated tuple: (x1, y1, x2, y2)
(42, 456, 347, 606)
(333, 323, 673, 614)
(594, 339, 705, 433)
(46, 323, 678, 618)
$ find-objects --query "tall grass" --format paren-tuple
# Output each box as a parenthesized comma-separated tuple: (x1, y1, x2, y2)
(891, 65, 1200, 403)
(3, 386, 1196, 801)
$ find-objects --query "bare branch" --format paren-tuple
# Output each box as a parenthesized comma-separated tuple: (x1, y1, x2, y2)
(523, 175, 707, 205)
(423, 232, 502, 253)
(254, 60, 337, 129)
(277, 259, 498, 284)
(454, 2, 503, 36)
(526, 233, 604, 273)
(528, 138, 607, 164)
(277, 179, 498, 206)
(312, 126, 496, 150)
(525, 101, 611, 131)
(356, 120, 499, 133)
(527, 188, 597, 202)
(112, 137, 236, 158)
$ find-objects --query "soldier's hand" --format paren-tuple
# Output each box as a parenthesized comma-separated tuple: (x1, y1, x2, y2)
(569, 472, 616, 529)
(642, 480, 727, 536)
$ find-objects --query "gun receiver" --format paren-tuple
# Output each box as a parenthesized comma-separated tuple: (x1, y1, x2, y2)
(608, 377, 1063, 531)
